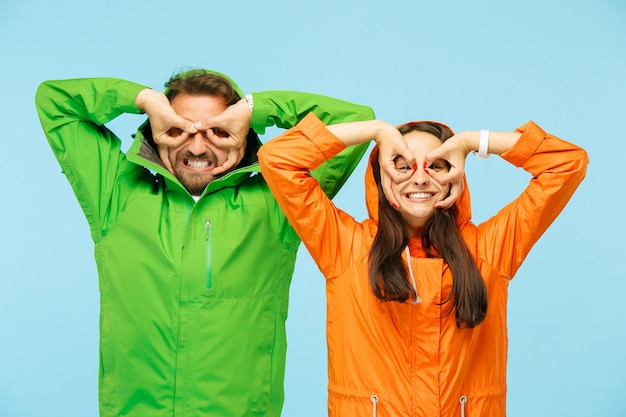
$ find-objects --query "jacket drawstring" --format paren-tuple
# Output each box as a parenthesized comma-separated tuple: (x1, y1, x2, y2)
(459, 395, 467, 417)
(405, 246, 422, 304)
(370, 394, 378, 417)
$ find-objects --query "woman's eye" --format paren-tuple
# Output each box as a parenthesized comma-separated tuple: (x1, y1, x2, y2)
(396, 165, 412, 172)
(428, 162, 447, 171)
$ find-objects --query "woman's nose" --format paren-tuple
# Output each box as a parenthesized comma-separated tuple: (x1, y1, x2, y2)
(412, 162, 430, 185)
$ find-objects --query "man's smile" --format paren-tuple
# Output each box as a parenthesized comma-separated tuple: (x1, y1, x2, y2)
(182, 158, 216, 170)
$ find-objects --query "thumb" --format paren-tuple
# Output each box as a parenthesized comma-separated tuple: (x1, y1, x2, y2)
(182, 120, 198, 134)
(425, 148, 442, 163)
(197, 112, 224, 130)
(170, 114, 197, 134)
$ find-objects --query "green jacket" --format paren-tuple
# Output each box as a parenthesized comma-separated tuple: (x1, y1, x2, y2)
(35, 73, 373, 417)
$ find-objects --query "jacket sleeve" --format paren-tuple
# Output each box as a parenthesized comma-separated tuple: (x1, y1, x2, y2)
(251, 90, 374, 199)
(258, 113, 365, 278)
(477, 121, 589, 279)
(35, 78, 147, 239)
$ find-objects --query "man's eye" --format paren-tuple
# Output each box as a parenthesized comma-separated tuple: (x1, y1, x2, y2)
(167, 128, 183, 137)
(210, 128, 229, 138)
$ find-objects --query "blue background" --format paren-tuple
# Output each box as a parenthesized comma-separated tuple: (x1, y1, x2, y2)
(1, 1, 624, 416)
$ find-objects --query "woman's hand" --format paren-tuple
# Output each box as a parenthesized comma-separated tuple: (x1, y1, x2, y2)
(425, 134, 471, 209)
(326, 120, 415, 208)
(375, 124, 415, 208)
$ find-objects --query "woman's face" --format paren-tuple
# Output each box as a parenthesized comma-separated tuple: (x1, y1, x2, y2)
(390, 130, 450, 237)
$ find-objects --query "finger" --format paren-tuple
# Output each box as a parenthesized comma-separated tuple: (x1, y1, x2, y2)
(400, 153, 416, 173)
(167, 113, 198, 134)
(198, 111, 226, 129)
(184, 121, 198, 134)
(426, 169, 451, 186)
(435, 180, 464, 209)
(158, 145, 175, 175)
(391, 147, 416, 175)
(428, 166, 464, 185)
(380, 159, 413, 184)
(212, 148, 245, 175)
(425, 148, 444, 164)
(211, 151, 237, 175)
(380, 166, 413, 209)
(435, 195, 454, 210)
(154, 117, 196, 140)
(204, 128, 239, 150)
(156, 130, 190, 149)
(380, 170, 399, 209)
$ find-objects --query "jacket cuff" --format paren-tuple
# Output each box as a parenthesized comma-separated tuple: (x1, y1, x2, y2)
(128, 83, 152, 114)
(500, 121, 545, 167)
(297, 113, 347, 166)
(249, 93, 270, 135)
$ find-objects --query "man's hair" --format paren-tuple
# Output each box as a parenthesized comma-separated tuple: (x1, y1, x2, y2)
(368, 122, 488, 329)
(165, 70, 241, 105)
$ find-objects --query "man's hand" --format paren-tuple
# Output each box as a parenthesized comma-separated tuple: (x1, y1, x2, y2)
(197, 98, 251, 175)
(135, 89, 198, 173)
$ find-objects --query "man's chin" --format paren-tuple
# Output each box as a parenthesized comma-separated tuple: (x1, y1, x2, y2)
(176, 173, 212, 196)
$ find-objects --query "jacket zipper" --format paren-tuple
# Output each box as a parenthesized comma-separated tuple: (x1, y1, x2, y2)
(370, 394, 378, 417)
(459, 395, 467, 417)
(205, 220, 212, 289)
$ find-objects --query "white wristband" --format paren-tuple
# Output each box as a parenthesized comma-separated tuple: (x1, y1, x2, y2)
(244, 94, 254, 112)
(474, 129, 491, 159)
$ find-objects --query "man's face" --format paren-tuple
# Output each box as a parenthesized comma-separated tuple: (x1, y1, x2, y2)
(165, 93, 229, 195)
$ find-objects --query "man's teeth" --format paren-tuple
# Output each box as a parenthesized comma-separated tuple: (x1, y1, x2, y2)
(408, 192, 432, 199)
(186, 160, 211, 168)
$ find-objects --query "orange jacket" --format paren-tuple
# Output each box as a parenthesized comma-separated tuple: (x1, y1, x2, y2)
(258, 113, 588, 417)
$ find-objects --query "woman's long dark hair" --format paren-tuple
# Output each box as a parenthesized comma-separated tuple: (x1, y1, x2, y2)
(368, 122, 487, 328)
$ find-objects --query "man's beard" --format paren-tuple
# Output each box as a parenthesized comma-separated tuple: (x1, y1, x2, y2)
(172, 151, 219, 196)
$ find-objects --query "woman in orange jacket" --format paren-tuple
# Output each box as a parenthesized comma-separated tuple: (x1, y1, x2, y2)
(257, 113, 588, 417)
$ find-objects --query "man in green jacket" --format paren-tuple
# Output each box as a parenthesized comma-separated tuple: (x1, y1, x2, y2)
(35, 69, 373, 417)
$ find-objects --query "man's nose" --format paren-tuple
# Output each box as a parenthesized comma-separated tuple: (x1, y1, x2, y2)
(187, 132, 206, 155)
